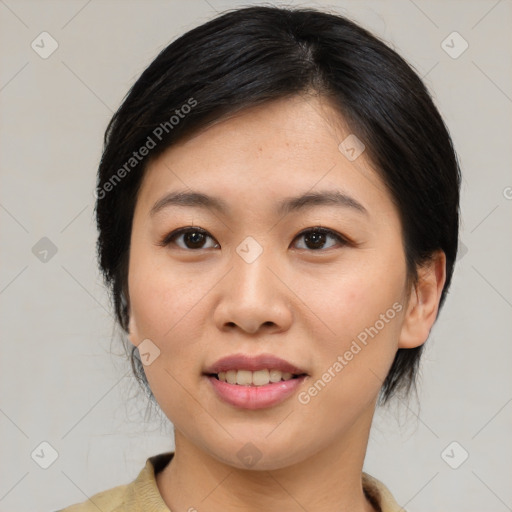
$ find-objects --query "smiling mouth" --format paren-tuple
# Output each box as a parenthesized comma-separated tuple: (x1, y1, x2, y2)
(206, 369, 307, 387)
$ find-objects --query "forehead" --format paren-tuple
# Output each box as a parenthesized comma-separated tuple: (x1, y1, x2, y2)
(135, 95, 394, 220)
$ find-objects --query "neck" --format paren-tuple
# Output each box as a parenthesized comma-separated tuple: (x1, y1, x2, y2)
(156, 405, 378, 512)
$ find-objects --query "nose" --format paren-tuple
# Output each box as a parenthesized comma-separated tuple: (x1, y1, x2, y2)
(213, 247, 293, 335)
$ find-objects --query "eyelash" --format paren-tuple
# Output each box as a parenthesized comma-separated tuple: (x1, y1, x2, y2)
(157, 226, 351, 252)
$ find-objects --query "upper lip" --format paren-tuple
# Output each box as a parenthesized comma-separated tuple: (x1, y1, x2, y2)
(203, 353, 308, 375)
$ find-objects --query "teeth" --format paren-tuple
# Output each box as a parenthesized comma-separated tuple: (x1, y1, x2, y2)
(216, 369, 296, 386)
(236, 370, 253, 386)
(269, 369, 283, 382)
(253, 369, 270, 386)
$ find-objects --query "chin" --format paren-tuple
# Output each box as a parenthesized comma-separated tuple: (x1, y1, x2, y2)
(202, 436, 312, 472)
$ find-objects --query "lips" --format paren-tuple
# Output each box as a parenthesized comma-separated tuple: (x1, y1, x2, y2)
(203, 353, 308, 376)
(203, 354, 308, 409)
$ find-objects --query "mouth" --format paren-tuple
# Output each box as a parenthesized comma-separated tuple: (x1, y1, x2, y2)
(206, 369, 307, 387)
(203, 353, 308, 386)
(202, 353, 308, 409)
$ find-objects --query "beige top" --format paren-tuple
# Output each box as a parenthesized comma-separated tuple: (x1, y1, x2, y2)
(57, 452, 405, 512)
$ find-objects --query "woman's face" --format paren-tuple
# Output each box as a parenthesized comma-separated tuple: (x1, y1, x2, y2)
(127, 94, 413, 469)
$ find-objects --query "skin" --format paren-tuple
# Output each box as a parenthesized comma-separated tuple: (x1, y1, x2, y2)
(127, 94, 446, 512)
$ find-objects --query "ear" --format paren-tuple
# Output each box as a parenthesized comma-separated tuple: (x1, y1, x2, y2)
(398, 250, 447, 349)
(127, 312, 139, 347)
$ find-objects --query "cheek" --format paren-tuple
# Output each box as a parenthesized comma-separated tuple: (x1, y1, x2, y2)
(127, 253, 210, 408)
(127, 248, 217, 383)
(297, 256, 405, 401)
(128, 244, 208, 341)
(296, 258, 404, 347)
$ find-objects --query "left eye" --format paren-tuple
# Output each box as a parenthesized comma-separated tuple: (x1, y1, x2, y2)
(292, 227, 348, 251)
(158, 226, 348, 251)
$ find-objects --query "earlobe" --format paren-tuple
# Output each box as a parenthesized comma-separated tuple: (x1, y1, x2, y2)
(398, 250, 447, 349)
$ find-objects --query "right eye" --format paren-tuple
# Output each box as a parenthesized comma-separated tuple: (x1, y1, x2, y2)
(158, 227, 219, 250)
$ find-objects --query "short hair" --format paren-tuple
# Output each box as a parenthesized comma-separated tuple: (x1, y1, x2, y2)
(95, 5, 461, 405)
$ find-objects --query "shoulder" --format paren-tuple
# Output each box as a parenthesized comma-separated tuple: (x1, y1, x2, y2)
(55, 452, 174, 512)
(56, 483, 130, 512)
(362, 472, 405, 512)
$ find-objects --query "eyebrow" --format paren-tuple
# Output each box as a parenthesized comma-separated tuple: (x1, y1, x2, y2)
(150, 189, 368, 218)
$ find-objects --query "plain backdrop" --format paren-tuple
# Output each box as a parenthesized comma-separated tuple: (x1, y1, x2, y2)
(0, 1, 511, 511)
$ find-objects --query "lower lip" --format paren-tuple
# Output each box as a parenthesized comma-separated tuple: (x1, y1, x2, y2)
(206, 375, 306, 410)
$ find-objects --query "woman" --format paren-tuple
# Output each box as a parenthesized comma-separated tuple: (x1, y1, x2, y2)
(59, 5, 460, 511)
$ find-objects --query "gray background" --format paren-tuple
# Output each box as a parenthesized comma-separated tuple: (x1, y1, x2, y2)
(1, 1, 511, 511)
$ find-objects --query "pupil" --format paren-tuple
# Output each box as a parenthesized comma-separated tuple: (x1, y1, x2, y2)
(186, 231, 204, 248)
(305, 231, 325, 249)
